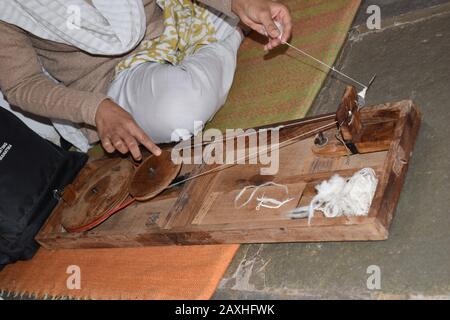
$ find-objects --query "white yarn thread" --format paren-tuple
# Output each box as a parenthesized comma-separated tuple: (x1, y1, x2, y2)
(288, 168, 378, 224)
(235, 182, 294, 211)
(268, 21, 370, 106)
(256, 194, 294, 210)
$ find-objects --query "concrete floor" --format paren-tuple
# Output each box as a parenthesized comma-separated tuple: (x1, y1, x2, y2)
(215, 1, 450, 299)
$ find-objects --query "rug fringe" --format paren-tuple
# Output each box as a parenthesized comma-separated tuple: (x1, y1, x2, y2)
(0, 288, 87, 300)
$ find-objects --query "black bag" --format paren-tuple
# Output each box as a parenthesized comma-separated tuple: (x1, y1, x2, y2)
(0, 107, 87, 269)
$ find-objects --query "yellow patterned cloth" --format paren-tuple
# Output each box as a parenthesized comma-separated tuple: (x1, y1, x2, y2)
(115, 0, 217, 77)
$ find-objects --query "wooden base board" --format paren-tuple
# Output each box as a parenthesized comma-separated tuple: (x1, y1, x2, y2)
(36, 100, 421, 249)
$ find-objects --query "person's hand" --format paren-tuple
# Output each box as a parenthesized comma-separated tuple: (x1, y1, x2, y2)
(95, 99, 161, 161)
(232, 0, 292, 51)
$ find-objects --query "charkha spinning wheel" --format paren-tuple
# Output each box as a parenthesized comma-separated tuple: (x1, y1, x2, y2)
(61, 150, 181, 233)
(60, 85, 394, 234)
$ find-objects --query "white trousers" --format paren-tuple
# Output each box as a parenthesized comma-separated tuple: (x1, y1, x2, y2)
(107, 11, 243, 143)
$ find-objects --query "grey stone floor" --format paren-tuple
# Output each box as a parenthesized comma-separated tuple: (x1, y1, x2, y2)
(214, 1, 450, 299)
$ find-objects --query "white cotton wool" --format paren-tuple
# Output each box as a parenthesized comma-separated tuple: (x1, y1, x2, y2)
(289, 168, 378, 224)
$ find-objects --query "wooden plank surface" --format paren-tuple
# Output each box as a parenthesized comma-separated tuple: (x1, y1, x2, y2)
(36, 100, 421, 249)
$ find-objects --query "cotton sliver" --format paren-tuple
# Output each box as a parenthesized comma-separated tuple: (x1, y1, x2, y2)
(263, 21, 283, 40)
(288, 168, 379, 224)
(274, 21, 283, 40)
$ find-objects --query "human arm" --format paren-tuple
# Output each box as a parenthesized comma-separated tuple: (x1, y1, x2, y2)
(0, 21, 160, 160)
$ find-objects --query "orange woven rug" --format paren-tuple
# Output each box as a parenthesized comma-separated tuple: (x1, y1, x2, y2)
(0, 0, 360, 300)
(0, 246, 239, 299)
